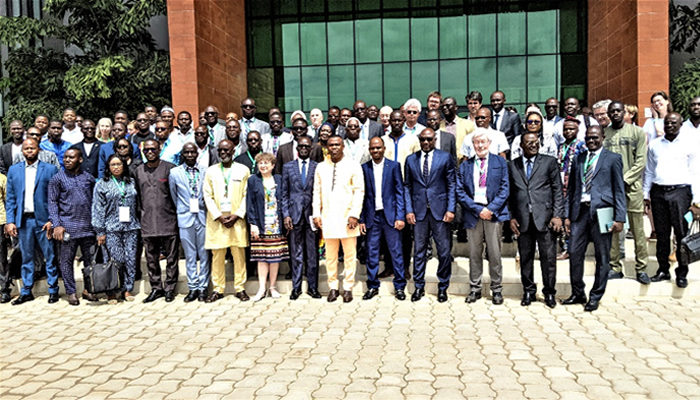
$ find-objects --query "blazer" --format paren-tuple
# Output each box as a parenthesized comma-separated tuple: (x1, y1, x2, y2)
(71, 140, 102, 178)
(456, 153, 510, 229)
(6, 161, 59, 227)
(0, 142, 15, 175)
(491, 109, 523, 144)
(274, 141, 324, 175)
(404, 149, 456, 222)
(246, 173, 286, 235)
(360, 158, 405, 229)
(508, 155, 564, 232)
(168, 164, 207, 228)
(337, 120, 383, 140)
(564, 148, 626, 223)
(279, 158, 318, 225)
(437, 131, 457, 163)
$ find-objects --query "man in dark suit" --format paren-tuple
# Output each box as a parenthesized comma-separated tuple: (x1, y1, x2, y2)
(280, 136, 321, 300)
(360, 137, 407, 301)
(70, 119, 102, 178)
(424, 110, 456, 162)
(4, 138, 60, 305)
(563, 126, 626, 312)
(275, 119, 324, 175)
(349, 100, 383, 141)
(0, 120, 25, 175)
(490, 91, 523, 146)
(404, 128, 456, 303)
(457, 129, 510, 305)
(509, 132, 564, 308)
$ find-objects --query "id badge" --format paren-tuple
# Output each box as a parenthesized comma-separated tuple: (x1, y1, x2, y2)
(119, 206, 130, 222)
(220, 199, 232, 213)
(190, 198, 200, 214)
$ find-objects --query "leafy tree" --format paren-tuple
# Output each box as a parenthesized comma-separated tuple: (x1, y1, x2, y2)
(671, 58, 700, 119)
(0, 0, 171, 131)
(670, 1, 700, 54)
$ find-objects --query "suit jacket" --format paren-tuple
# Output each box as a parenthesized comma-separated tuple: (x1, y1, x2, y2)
(491, 109, 523, 145)
(508, 155, 564, 232)
(246, 173, 286, 236)
(404, 149, 456, 222)
(456, 153, 510, 229)
(279, 158, 318, 225)
(564, 148, 626, 223)
(360, 159, 405, 229)
(337, 120, 383, 140)
(168, 164, 207, 229)
(0, 142, 15, 175)
(6, 161, 59, 227)
(98, 142, 140, 178)
(437, 131, 457, 162)
(71, 140, 102, 178)
(275, 141, 324, 175)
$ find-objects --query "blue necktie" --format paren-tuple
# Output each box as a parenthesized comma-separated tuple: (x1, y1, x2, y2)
(422, 152, 429, 179)
(301, 160, 307, 187)
(526, 159, 532, 180)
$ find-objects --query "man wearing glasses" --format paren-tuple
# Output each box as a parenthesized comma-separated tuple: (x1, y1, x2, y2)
(130, 112, 156, 149)
(238, 98, 271, 145)
(40, 120, 74, 169)
(402, 98, 426, 136)
(69, 119, 102, 178)
(203, 105, 226, 146)
(275, 118, 324, 174)
(460, 107, 509, 161)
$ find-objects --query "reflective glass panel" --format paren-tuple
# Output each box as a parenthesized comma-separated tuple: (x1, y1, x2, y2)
(412, 61, 438, 100)
(301, 67, 328, 110)
(439, 15, 467, 59)
(356, 64, 383, 106)
(498, 56, 526, 104)
(383, 18, 410, 62)
(355, 19, 381, 63)
(327, 20, 354, 65)
(527, 55, 558, 103)
(282, 67, 301, 112)
(468, 58, 496, 99)
(300, 22, 327, 65)
(329, 65, 355, 108)
(468, 14, 496, 58)
(281, 23, 300, 66)
(384, 63, 411, 108)
(498, 13, 526, 56)
(439, 59, 467, 101)
(528, 10, 558, 54)
(411, 17, 438, 61)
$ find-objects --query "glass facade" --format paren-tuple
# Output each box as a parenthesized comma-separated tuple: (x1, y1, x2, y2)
(246, 0, 587, 120)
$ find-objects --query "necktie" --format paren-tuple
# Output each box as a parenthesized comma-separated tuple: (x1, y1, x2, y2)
(208, 127, 215, 144)
(585, 152, 594, 193)
(526, 159, 532, 180)
(301, 160, 307, 187)
(422, 152, 429, 179)
(479, 158, 487, 187)
(493, 113, 500, 129)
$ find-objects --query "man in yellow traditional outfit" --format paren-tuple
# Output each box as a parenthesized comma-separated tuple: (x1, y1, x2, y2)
(313, 135, 365, 303)
(203, 139, 251, 302)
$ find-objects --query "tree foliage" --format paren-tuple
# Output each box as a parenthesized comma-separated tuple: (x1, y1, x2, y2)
(670, 1, 700, 54)
(671, 58, 700, 120)
(0, 0, 170, 131)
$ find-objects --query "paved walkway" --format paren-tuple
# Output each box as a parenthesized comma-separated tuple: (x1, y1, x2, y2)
(1, 294, 700, 399)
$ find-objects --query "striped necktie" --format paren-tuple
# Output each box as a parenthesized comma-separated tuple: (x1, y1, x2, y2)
(584, 152, 595, 193)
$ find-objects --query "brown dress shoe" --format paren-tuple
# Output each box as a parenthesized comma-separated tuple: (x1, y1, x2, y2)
(206, 292, 224, 303)
(67, 293, 80, 306)
(327, 289, 339, 302)
(235, 291, 250, 301)
(343, 290, 353, 303)
(82, 291, 98, 302)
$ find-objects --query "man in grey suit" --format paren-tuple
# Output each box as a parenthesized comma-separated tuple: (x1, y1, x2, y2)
(351, 100, 384, 141)
(239, 97, 271, 144)
(425, 110, 456, 162)
(509, 132, 564, 308)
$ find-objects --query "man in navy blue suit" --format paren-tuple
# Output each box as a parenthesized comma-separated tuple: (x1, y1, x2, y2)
(360, 137, 407, 300)
(280, 135, 321, 300)
(404, 128, 456, 303)
(563, 126, 626, 312)
(5, 138, 59, 305)
(457, 129, 510, 305)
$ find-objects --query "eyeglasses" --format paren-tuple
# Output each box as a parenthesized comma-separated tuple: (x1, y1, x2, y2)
(155, 127, 168, 132)
(241, 105, 255, 109)
(474, 116, 487, 120)
(83, 127, 95, 131)
(544, 105, 558, 109)
(269, 120, 283, 124)
(585, 136, 599, 141)
(405, 110, 418, 115)
(204, 112, 216, 116)
(143, 148, 158, 153)
(426, 118, 440, 122)
(116, 145, 130, 149)
(297, 144, 311, 149)
(526, 120, 542, 125)
(247, 138, 261, 143)
(354, 107, 366, 111)
(418, 137, 434, 142)
(194, 131, 208, 136)
(292, 126, 306, 131)
(347, 125, 360, 129)
(217, 148, 231, 153)
(136, 119, 148, 122)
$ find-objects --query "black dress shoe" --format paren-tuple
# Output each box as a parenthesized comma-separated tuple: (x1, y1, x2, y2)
(48, 293, 59, 304)
(362, 288, 379, 300)
(636, 272, 651, 285)
(342, 291, 353, 303)
(395, 290, 406, 301)
(584, 299, 599, 312)
(492, 292, 504, 305)
(206, 291, 224, 303)
(465, 291, 482, 303)
(143, 289, 165, 303)
(165, 291, 175, 302)
(561, 294, 587, 305)
(290, 289, 302, 300)
(544, 294, 556, 309)
(437, 289, 448, 303)
(411, 288, 425, 302)
(307, 289, 322, 299)
(521, 292, 533, 306)
(198, 290, 208, 302)
(608, 270, 624, 280)
(184, 290, 199, 303)
(650, 271, 671, 282)
(327, 289, 339, 302)
(677, 277, 689, 288)
(11, 293, 34, 305)
(0, 292, 11, 303)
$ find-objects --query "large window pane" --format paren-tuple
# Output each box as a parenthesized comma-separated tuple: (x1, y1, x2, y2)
(300, 22, 327, 65)
(281, 23, 300, 66)
(355, 19, 381, 63)
(497, 56, 526, 104)
(250, 20, 273, 68)
(468, 14, 496, 57)
(527, 55, 558, 103)
(468, 58, 496, 100)
(383, 18, 409, 62)
(301, 67, 328, 110)
(412, 61, 438, 101)
(498, 13, 526, 56)
(439, 15, 466, 59)
(327, 20, 354, 65)
(356, 64, 383, 106)
(300, 0, 324, 13)
(384, 63, 410, 108)
(528, 10, 557, 54)
(439, 59, 467, 101)
(282, 67, 301, 112)
(329, 0, 353, 13)
(411, 17, 438, 61)
(329, 65, 355, 108)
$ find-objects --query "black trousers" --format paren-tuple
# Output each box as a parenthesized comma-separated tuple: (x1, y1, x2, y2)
(142, 235, 180, 292)
(569, 204, 611, 302)
(650, 184, 692, 279)
(518, 215, 557, 295)
(0, 224, 9, 293)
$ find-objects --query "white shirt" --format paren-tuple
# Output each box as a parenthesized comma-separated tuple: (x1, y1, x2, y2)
(373, 158, 384, 211)
(196, 145, 210, 171)
(434, 129, 442, 151)
(344, 138, 370, 164)
(24, 161, 39, 213)
(493, 109, 506, 132)
(544, 116, 559, 132)
(460, 128, 509, 158)
(361, 119, 371, 141)
(298, 158, 310, 176)
(644, 134, 700, 203)
(420, 150, 433, 176)
(262, 132, 294, 156)
(83, 142, 95, 157)
(11, 143, 22, 162)
(472, 155, 488, 205)
(581, 148, 602, 201)
(680, 119, 700, 141)
(553, 115, 598, 145)
(62, 126, 83, 145)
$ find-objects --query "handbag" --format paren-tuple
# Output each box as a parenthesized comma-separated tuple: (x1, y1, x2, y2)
(680, 220, 700, 266)
(82, 245, 121, 294)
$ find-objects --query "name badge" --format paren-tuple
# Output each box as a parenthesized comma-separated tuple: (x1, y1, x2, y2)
(119, 206, 130, 222)
(190, 198, 200, 214)
(581, 193, 591, 202)
(220, 199, 232, 213)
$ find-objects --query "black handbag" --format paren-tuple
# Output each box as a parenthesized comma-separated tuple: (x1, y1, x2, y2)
(680, 220, 700, 266)
(82, 245, 121, 294)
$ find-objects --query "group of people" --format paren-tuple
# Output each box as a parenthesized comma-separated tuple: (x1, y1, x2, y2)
(0, 90, 698, 313)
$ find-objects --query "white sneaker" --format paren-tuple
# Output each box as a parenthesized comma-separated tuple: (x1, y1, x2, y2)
(269, 287, 281, 299)
(251, 289, 266, 302)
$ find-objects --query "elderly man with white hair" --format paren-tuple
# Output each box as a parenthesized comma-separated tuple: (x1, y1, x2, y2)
(344, 117, 371, 164)
(592, 99, 612, 129)
(379, 106, 393, 134)
(310, 108, 324, 137)
(403, 98, 426, 136)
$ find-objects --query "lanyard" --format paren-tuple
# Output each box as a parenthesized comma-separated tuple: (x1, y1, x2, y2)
(220, 163, 232, 195)
(390, 134, 405, 162)
(111, 176, 126, 204)
(560, 141, 574, 168)
(478, 157, 488, 176)
(584, 152, 600, 175)
(246, 151, 256, 170)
